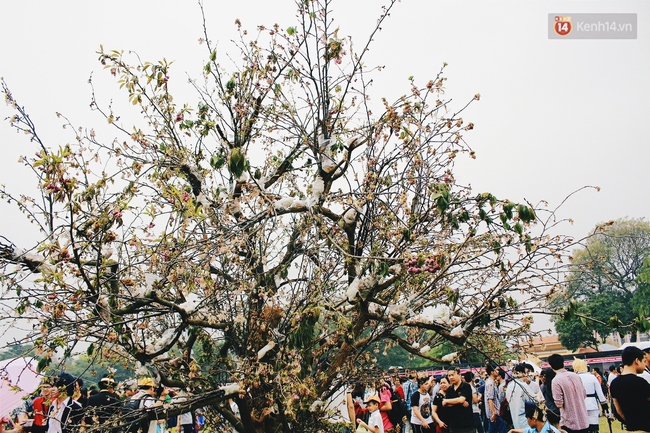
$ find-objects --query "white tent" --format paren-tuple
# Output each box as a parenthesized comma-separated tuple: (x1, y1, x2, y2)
(0, 358, 42, 418)
(618, 341, 650, 351)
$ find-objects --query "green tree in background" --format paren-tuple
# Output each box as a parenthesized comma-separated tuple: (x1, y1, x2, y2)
(551, 218, 650, 350)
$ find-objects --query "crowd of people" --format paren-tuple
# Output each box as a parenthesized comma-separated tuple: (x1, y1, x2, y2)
(342, 345, 650, 433)
(3, 345, 650, 433)
(1, 373, 204, 433)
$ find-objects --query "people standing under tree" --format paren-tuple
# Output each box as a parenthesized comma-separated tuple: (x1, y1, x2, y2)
(610, 346, 650, 432)
(356, 394, 385, 433)
(538, 368, 560, 430)
(638, 347, 650, 384)
(403, 372, 419, 433)
(84, 375, 122, 433)
(443, 369, 474, 433)
(571, 359, 608, 433)
(506, 401, 561, 433)
(411, 376, 435, 433)
(378, 381, 395, 433)
(497, 370, 511, 430)
(548, 354, 589, 433)
(31, 381, 52, 433)
(432, 375, 450, 433)
(590, 368, 606, 399)
(505, 365, 534, 430)
(484, 366, 507, 433)
(47, 373, 83, 433)
(124, 377, 159, 433)
(462, 372, 484, 433)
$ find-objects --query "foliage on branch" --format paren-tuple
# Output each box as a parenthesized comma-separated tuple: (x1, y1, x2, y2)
(1, 1, 576, 431)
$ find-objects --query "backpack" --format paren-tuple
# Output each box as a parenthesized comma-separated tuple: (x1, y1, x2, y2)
(122, 395, 149, 433)
(387, 390, 408, 427)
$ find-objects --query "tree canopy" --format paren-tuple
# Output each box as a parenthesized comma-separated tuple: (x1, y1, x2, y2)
(1, 1, 575, 431)
(551, 218, 650, 350)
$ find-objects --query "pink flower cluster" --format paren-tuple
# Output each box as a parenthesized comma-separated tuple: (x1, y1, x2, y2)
(404, 256, 441, 274)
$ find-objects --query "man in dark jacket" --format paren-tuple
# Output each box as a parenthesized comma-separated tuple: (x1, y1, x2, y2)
(85, 375, 122, 433)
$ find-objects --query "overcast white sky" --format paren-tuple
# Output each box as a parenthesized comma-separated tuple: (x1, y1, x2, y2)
(1, 0, 649, 334)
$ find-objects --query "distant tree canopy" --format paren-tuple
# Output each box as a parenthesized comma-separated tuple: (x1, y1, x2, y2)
(1, 1, 576, 432)
(551, 218, 650, 350)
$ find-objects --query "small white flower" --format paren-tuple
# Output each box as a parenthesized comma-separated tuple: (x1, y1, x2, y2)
(388, 304, 407, 320)
(274, 197, 294, 210)
(312, 176, 325, 197)
(343, 208, 357, 225)
(441, 352, 458, 363)
(346, 278, 360, 303)
(257, 341, 275, 360)
(450, 325, 464, 338)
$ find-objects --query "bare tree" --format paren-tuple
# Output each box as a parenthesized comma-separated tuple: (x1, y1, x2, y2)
(0, 1, 575, 431)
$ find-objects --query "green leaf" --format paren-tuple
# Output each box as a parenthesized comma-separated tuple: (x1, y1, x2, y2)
(37, 357, 51, 372)
(514, 222, 523, 235)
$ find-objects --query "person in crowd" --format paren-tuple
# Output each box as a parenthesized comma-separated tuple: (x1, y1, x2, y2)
(571, 359, 608, 433)
(590, 368, 602, 386)
(520, 364, 541, 399)
(31, 380, 52, 433)
(505, 364, 534, 430)
(538, 368, 560, 430)
(356, 394, 385, 433)
(477, 374, 488, 433)
(403, 372, 419, 433)
(497, 370, 511, 430)
(396, 377, 407, 400)
(443, 369, 474, 433)
(125, 377, 159, 433)
(411, 376, 435, 433)
(610, 346, 650, 432)
(463, 372, 484, 433)
(548, 354, 589, 433)
(87, 385, 99, 397)
(605, 365, 618, 391)
(84, 375, 122, 433)
(506, 401, 561, 433)
(430, 376, 439, 397)
(119, 379, 139, 400)
(377, 381, 395, 433)
(47, 373, 84, 433)
(432, 375, 450, 433)
(638, 347, 650, 384)
(155, 385, 172, 433)
(590, 367, 607, 400)
(74, 379, 87, 408)
(0, 417, 23, 433)
(484, 366, 507, 433)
